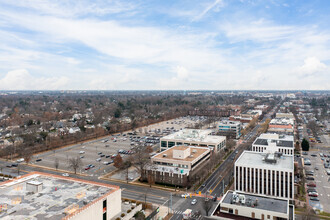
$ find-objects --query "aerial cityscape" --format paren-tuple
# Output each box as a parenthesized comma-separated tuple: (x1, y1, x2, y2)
(0, 1, 329, 220)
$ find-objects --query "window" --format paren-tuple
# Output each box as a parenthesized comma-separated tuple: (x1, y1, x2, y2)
(267, 214, 270, 219)
(229, 209, 233, 214)
(103, 199, 107, 220)
(161, 141, 167, 148)
(168, 142, 175, 147)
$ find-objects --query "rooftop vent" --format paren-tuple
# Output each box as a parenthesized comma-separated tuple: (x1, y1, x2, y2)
(192, 149, 197, 153)
(264, 153, 277, 164)
(163, 154, 167, 157)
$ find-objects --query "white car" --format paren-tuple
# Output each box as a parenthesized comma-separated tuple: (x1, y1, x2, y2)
(79, 151, 85, 154)
(62, 173, 69, 177)
(181, 193, 189, 198)
(191, 199, 197, 205)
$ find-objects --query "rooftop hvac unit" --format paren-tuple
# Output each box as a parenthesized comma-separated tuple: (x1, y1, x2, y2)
(192, 149, 197, 153)
(239, 195, 246, 204)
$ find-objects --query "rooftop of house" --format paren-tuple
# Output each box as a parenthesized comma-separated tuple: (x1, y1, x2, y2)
(0, 172, 119, 220)
(161, 129, 225, 144)
(235, 151, 294, 171)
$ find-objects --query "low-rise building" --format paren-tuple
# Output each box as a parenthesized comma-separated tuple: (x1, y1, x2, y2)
(160, 129, 226, 152)
(268, 118, 295, 135)
(218, 121, 241, 139)
(0, 172, 121, 220)
(212, 190, 294, 220)
(252, 133, 294, 155)
(235, 151, 294, 200)
(143, 145, 211, 187)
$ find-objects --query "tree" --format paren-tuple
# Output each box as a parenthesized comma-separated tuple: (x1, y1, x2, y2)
(226, 139, 236, 151)
(113, 154, 124, 169)
(202, 198, 213, 216)
(54, 158, 59, 170)
(114, 108, 121, 118)
(67, 156, 82, 174)
(131, 145, 151, 181)
(23, 149, 33, 164)
(301, 138, 310, 151)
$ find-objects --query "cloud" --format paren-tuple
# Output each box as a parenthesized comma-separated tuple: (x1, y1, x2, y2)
(0, 69, 69, 90)
(193, 0, 224, 21)
(297, 57, 327, 77)
(159, 66, 190, 89)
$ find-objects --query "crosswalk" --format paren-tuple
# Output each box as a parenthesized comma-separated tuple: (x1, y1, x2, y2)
(172, 210, 183, 215)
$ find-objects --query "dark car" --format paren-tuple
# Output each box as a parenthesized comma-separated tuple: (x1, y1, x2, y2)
(6, 164, 12, 168)
(100, 154, 105, 157)
(306, 176, 315, 181)
(36, 159, 42, 162)
(105, 155, 111, 158)
(11, 163, 18, 167)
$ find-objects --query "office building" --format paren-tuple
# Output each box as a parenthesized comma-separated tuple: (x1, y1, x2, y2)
(143, 145, 210, 187)
(235, 151, 294, 200)
(160, 129, 226, 152)
(0, 172, 121, 220)
(218, 121, 241, 139)
(252, 133, 294, 155)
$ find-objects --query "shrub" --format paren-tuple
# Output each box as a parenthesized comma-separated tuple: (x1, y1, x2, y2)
(127, 210, 131, 213)
(121, 213, 125, 217)
(131, 206, 135, 210)
(116, 218, 121, 220)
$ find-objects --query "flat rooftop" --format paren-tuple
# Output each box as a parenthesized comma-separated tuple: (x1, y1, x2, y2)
(253, 133, 294, 148)
(161, 129, 225, 144)
(222, 191, 288, 214)
(235, 151, 294, 171)
(0, 172, 118, 220)
(219, 121, 241, 126)
(153, 145, 209, 162)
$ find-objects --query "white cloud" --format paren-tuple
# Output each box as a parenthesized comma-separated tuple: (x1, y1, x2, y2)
(0, 69, 69, 90)
(297, 57, 327, 77)
(159, 66, 190, 89)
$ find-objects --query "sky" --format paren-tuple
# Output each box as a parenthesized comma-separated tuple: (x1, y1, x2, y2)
(0, 0, 329, 90)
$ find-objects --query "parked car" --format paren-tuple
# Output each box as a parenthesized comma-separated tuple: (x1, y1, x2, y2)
(36, 159, 42, 162)
(308, 192, 318, 197)
(307, 182, 316, 187)
(79, 151, 85, 154)
(310, 197, 319, 201)
(62, 173, 69, 177)
(11, 163, 18, 167)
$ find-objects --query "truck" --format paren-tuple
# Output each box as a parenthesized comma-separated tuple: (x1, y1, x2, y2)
(182, 209, 192, 219)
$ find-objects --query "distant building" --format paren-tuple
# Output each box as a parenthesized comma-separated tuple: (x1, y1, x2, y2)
(252, 133, 294, 155)
(143, 145, 211, 187)
(235, 151, 294, 200)
(160, 129, 226, 152)
(268, 118, 295, 135)
(218, 121, 241, 139)
(212, 190, 294, 220)
(0, 172, 121, 220)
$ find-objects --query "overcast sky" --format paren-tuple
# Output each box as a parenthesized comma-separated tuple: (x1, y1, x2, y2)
(0, 0, 329, 90)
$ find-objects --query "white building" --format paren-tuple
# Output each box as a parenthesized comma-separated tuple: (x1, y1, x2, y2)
(213, 190, 294, 220)
(252, 133, 294, 155)
(218, 121, 241, 139)
(160, 129, 226, 152)
(0, 172, 121, 220)
(235, 151, 294, 200)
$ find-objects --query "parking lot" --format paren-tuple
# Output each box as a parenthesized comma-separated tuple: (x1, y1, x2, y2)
(30, 116, 209, 177)
(304, 150, 330, 212)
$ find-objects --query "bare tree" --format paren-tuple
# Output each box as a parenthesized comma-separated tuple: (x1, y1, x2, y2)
(54, 158, 59, 170)
(67, 156, 82, 174)
(226, 139, 236, 151)
(202, 198, 213, 216)
(23, 149, 33, 165)
(131, 145, 151, 181)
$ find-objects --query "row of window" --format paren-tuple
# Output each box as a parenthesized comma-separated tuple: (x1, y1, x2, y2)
(235, 166, 293, 199)
(252, 146, 293, 155)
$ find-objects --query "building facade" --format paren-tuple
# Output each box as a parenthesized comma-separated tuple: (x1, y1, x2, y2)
(218, 121, 241, 139)
(143, 145, 211, 187)
(160, 129, 226, 152)
(235, 151, 294, 200)
(252, 133, 294, 155)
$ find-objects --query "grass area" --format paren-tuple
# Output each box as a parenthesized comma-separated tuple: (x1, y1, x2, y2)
(319, 212, 330, 218)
